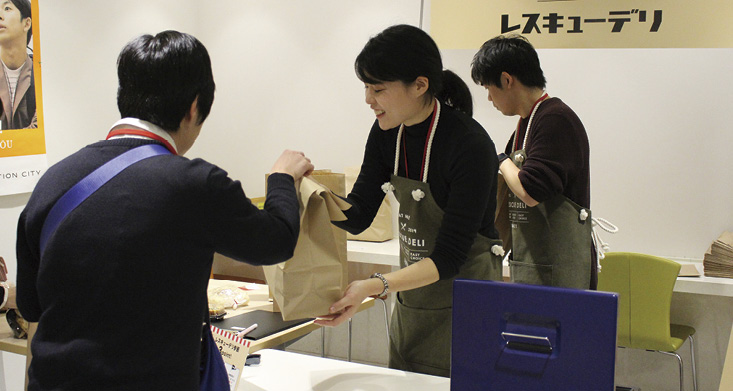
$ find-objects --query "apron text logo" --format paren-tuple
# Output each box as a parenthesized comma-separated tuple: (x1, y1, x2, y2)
(508, 201, 527, 209)
(399, 233, 425, 248)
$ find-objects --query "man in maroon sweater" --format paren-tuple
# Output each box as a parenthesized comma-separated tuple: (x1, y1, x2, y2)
(471, 34, 596, 290)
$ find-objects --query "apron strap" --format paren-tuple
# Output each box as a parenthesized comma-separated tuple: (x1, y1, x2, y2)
(392, 99, 441, 183)
(511, 92, 548, 154)
(579, 209, 619, 270)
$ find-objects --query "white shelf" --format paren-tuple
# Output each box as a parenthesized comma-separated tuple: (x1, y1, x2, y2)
(348, 239, 511, 278)
(347, 239, 400, 267)
(347, 241, 733, 298)
(674, 261, 733, 297)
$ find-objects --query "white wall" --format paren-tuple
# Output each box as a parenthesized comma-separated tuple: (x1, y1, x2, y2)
(193, 1, 421, 192)
(0, 0, 421, 282)
(1, 1, 422, 388)
(1, 1, 731, 389)
(1, 0, 731, 296)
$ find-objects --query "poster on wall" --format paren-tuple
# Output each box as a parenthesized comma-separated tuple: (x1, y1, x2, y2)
(431, 0, 733, 49)
(0, 0, 45, 196)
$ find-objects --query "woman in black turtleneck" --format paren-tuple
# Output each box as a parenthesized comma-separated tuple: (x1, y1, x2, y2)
(315, 24, 503, 377)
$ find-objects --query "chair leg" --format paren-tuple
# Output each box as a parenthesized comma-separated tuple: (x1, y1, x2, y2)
(379, 298, 390, 347)
(347, 318, 352, 362)
(657, 351, 684, 391)
(688, 335, 698, 391)
(321, 326, 326, 358)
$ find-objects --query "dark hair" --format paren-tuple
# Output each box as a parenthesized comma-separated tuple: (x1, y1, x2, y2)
(355, 24, 473, 116)
(9, 0, 32, 45)
(116, 31, 215, 131)
(471, 34, 546, 89)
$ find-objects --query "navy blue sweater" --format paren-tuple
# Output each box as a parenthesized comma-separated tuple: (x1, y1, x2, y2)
(17, 138, 299, 391)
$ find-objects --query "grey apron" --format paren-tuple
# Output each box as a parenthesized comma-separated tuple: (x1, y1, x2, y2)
(507, 97, 592, 289)
(385, 100, 503, 377)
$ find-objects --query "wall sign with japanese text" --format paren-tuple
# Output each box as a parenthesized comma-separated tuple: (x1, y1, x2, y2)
(0, 0, 46, 196)
(431, 0, 733, 49)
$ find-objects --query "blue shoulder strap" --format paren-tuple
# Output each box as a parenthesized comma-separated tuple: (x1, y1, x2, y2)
(39, 144, 171, 256)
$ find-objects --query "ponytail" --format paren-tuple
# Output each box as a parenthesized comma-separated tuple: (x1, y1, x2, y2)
(437, 70, 473, 117)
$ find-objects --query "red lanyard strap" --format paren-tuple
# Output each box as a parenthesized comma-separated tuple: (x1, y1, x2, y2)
(400, 100, 439, 182)
(107, 128, 177, 155)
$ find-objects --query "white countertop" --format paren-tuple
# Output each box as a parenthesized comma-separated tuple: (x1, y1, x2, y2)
(348, 238, 512, 277)
(347, 239, 401, 267)
(348, 239, 733, 298)
(674, 261, 733, 296)
(238, 349, 449, 391)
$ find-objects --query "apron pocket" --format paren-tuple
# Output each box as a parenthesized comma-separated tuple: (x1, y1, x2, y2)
(389, 297, 452, 377)
(510, 260, 554, 286)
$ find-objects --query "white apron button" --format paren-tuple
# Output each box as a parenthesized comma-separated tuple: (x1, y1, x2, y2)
(411, 189, 425, 201)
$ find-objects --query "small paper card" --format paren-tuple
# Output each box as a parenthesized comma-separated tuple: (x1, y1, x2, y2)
(210, 325, 252, 391)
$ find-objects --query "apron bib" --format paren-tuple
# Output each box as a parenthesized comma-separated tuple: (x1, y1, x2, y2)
(507, 96, 592, 289)
(384, 100, 503, 377)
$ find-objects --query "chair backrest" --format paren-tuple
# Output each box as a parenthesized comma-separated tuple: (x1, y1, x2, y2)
(598, 252, 680, 351)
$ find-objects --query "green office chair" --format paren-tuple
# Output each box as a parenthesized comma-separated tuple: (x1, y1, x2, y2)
(598, 252, 698, 391)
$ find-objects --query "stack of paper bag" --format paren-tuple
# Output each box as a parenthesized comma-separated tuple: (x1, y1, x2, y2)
(703, 231, 733, 278)
(263, 174, 351, 320)
(344, 166, 393, 242)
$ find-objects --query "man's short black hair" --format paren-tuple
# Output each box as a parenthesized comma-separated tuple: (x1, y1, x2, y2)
(471, 34, 546, 89)
(116, 31, 215, 131)
(9, 0, 32, 45)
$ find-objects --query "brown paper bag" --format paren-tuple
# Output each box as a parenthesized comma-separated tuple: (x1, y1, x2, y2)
(495, 173, 512, 253)
(308, 170, 346, 196)
(343, 166, 393, 242)
(263, 174, 351, 320)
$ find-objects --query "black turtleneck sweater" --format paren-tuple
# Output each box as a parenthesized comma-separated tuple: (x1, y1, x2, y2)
(334, 104, 499, 279)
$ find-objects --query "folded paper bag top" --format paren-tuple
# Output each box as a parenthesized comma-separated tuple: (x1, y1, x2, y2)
(299, 175, 351, 222)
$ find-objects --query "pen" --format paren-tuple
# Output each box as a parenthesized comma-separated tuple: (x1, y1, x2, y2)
(236, 323, 258, 337)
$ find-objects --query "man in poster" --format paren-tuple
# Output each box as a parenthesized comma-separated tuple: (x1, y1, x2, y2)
(0, 0, 36, 130)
